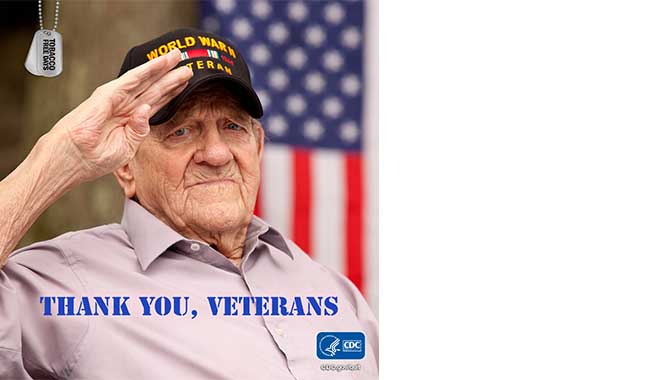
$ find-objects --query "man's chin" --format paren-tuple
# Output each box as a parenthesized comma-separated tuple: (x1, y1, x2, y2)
(188, 205, 249, 231)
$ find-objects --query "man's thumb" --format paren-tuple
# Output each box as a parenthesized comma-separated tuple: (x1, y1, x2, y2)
(125, 103, 151, 145)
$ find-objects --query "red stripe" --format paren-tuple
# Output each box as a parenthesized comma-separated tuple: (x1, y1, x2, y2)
(292, 149, 312, 256)
(186, 49, 208, 58)
(345, 153, 364, 294)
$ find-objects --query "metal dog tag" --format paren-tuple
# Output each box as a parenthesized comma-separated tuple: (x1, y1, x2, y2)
(25, 29, 63, 77)
(24, 31, 40, 75)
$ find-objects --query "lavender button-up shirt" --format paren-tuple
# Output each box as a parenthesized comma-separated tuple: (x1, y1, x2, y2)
(0, 199, 378, 379)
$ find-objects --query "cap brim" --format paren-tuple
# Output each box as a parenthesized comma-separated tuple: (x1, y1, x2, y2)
(149, 72, 263, 126)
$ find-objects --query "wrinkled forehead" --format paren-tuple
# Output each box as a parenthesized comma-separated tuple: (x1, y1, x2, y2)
(167, 85, 252, 126)
(175, 97, 249, 124)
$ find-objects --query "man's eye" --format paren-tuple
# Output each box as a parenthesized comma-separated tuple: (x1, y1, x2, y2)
(226, 123, 243, 131)
(172, 127, 189, 137)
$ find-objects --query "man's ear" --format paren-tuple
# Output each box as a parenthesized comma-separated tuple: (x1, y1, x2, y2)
(254, 120, 265, 158)
(113, 162, 137, 198)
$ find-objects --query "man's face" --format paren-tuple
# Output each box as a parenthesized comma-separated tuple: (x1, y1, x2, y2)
(126, 87, 264, 235)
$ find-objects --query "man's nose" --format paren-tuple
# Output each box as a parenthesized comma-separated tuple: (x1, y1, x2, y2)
(193, 127, 233, 166)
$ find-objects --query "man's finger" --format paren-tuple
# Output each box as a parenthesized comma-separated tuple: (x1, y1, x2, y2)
(133, 65, 193, 111)
(148, 80, 190, 116)
(116, 49, 183, 99)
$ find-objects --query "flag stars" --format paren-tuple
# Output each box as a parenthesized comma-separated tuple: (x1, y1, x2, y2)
(267, 115, 288, 136)
(323, 50, 344, 72)
(339, 121, 360, 143)
(214, 0, 235, 14)
(204, 1, 364, 150)
(304, 118, 325, 141)
(286, 47, 308, 70)
(286, 94, 307, 115)
(287, 2, 309, 22)
(268, 22, 289, 45)
(268, 69, 289, 91)
(250, 0, 272, 19)
(250, 43, 271, 65)
(232, 18, 253, 40)
(304, 25, 326, 47)
(322, 96, 344, 119)
(341, 74, 361, 96)
(202, 16, 220, 32)
(304, 71, 326, 94)
(323, 3, 345, 25)
(341, 27, 362, 49)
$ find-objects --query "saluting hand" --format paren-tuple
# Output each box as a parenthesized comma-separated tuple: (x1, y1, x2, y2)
(50, 48, 192, 183)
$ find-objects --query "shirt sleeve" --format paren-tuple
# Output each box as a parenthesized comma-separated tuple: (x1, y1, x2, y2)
(323, 266, 379, 366)
(0, 269, 33, 380)
(0, 241, 89, 379)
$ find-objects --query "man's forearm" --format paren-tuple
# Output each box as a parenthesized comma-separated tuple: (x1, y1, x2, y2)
(0, 49, 188, 268)
(0, 129, 83, 267)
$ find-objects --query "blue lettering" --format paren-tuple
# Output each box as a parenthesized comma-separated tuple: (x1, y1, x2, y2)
(113, 296, 130, 316)
(289, 297, 305, 316)
(93, 297, 111, 315)
(270, 296, 285, 316)
(224, 297, 238, 316)
(76, 297, 93, 316)
(306, 296, 323, 315)
(207, 296, 224, 315)
(253, 296, 270, 316)
(154, 296, 171, 316)
(324, 296, 338, 316)
(139, 296, 154, 316)
(39, 296, 54, 316)
(57, 296, 75, 316)
(173, 296, 189, 316)
(241, 297, 252, 315)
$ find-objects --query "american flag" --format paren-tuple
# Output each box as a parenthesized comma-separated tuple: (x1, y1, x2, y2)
(199, 0, 377, 313)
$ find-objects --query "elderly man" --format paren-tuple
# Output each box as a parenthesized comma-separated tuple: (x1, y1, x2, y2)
(0, 28, 378, 379)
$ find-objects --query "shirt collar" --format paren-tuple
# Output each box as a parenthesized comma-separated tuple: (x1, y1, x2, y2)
(120, 199, 293, 271)
(252, 216, 293, 260)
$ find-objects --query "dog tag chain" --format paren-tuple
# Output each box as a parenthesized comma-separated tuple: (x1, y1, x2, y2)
(25, 0, 62, 77)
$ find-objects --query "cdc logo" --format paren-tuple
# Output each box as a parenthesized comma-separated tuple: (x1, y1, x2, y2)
(317, 332, 365, 360)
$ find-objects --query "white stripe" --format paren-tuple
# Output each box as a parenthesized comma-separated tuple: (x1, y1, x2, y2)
(261, 145, 292, 237)
(312, 150, 345, 273)
(364, 0, 379, 316)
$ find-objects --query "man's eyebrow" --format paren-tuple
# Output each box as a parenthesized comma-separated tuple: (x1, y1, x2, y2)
(154, 105, 251, 133)
(151, 120, 183, 138)
(166, 111, 198, 128)
(224, 107, 253, 123)
(229, 113, 252, 125)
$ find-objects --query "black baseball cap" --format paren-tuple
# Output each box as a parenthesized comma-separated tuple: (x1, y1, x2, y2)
(118, 27, 263, 125)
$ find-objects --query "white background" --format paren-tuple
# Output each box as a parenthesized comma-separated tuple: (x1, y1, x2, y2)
(381, 1, 650, 378)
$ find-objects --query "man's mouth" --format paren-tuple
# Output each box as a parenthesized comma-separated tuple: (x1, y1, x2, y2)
(189, 178, 237, 187)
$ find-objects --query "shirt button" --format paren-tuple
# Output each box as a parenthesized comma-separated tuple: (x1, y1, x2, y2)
(276, 328, 285, 337)
(190, 243, 201, 251)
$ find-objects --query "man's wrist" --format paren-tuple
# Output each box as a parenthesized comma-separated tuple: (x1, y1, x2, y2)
(18, 128, 86, 202)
